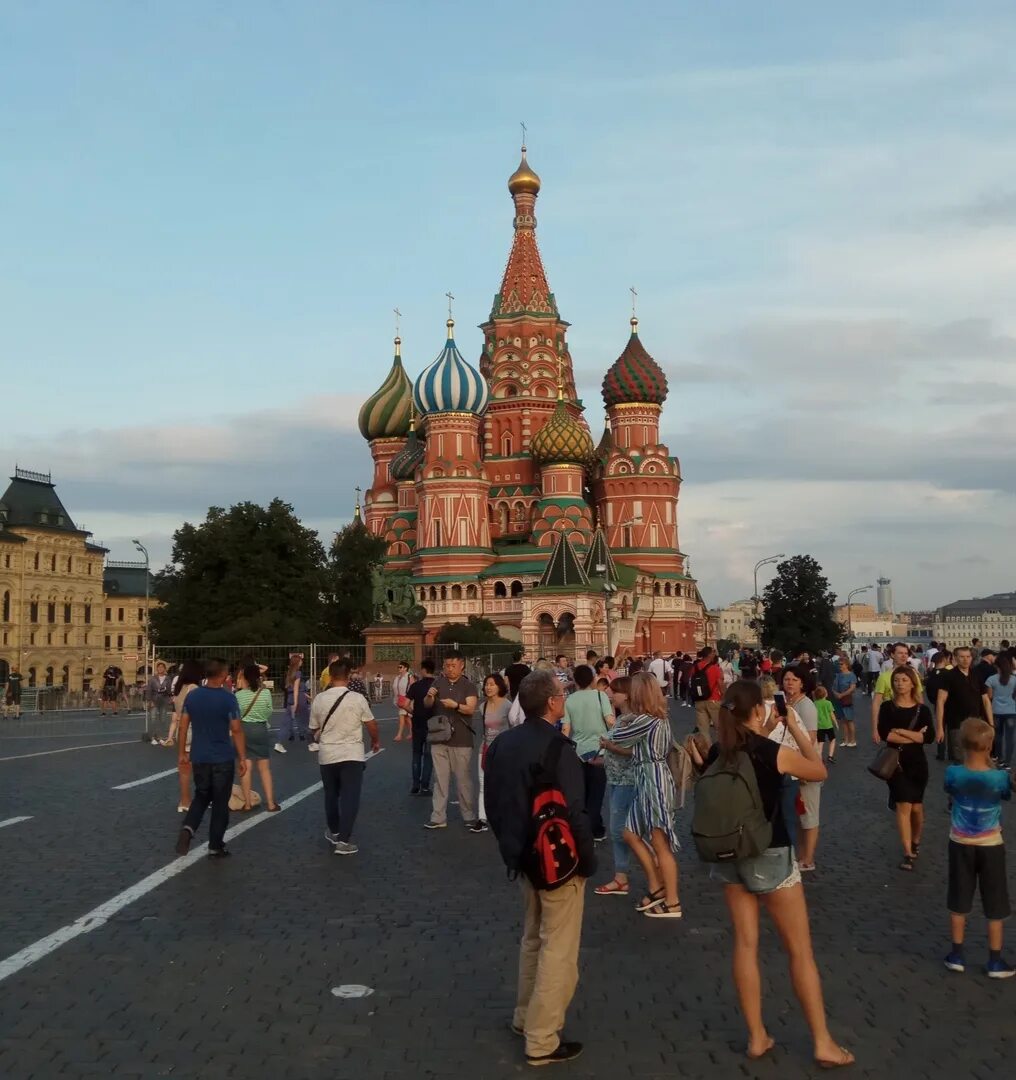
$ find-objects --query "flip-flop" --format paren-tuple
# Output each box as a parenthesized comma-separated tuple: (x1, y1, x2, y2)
(816, 1046, 854, 1069)
(266, 804, 282, 812)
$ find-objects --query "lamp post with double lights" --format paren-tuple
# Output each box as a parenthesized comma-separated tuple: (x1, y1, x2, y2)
(752, 554, 785, 640)
(845, 585, 872, 656)
(132, 540, 150, 737)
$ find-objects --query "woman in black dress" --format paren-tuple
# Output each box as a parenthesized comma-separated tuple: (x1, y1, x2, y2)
(876, 665, 934, 871)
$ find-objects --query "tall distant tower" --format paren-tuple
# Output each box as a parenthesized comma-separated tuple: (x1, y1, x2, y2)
(876, 576, 893, 615)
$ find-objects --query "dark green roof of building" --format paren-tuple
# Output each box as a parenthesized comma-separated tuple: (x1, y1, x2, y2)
(0, 469, 81, 532)
(537, 534, 589, 589)
(583, 528, 619, 583)
(103, 561, 153, 598)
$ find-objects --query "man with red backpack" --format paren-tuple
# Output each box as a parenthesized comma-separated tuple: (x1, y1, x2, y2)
(691, 646, 724, 737)
(484, 669, 597, 1068)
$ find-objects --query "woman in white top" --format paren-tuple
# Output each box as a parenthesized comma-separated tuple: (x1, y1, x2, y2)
(167, 659, 203, 813)
(392, 661, 415, 743)
(782, 666, 821, 872)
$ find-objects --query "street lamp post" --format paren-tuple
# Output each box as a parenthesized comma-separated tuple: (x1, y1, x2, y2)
(752, 554, 785, 640)
(845, 585, 872, 656)
(133, 540, 150, 737)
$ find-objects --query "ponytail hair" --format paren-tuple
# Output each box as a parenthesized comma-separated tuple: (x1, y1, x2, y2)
(717, 679, 764, 763)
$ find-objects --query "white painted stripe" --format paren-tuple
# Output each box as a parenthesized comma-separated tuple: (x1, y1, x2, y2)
(112, 767, 178, 790)
(0, 740, 136, 763)
(0, 816, 33, 830)
(0, 778, 321, 985)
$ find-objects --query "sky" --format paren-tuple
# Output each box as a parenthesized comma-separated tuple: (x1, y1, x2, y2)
(3, 1, 1015, 611)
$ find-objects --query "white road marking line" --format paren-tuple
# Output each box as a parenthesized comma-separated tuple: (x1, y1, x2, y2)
(0, 816, 33, 830)
(112, 767, 178, 790)
(0, 778, 321, 986)
(0, 740, 137, 763)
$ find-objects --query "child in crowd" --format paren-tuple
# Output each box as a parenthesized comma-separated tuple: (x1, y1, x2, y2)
(814, 686, 838, 764)
(944, 717, 1014, 978)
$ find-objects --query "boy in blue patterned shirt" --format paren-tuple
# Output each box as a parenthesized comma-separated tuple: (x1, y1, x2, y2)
(943, 718, 1014, 978)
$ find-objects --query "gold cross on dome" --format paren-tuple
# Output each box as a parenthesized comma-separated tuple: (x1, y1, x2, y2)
(520, 120, 527, 150)
(630, 285, 638, 318)
(393, 307, 401, 336)
(445, 292, 455, 319)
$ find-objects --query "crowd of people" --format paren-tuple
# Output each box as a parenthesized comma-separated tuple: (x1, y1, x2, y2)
(165, 636, 1015, 1070)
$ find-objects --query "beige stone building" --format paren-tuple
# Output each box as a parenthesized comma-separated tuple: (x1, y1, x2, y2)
(0, 469, 154, 692)
(708, 598, 759, 647)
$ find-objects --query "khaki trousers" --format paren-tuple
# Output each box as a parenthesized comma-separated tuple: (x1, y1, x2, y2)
(513, 876, 586, 1057)
(429, 744, 476, 824)
(695, 699, 720, 737)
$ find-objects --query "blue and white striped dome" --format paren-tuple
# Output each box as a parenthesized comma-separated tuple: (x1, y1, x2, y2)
(413, 319, 490, 417)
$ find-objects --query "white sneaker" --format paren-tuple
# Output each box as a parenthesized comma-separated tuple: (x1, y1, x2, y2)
(273, 743, 287, 754)
(308, 742, 319, 752)
(334, 841, 358, 856)
(324, 831, 340, 846)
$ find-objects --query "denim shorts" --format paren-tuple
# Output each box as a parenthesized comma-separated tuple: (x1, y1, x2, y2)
(709, 846, 801, 894)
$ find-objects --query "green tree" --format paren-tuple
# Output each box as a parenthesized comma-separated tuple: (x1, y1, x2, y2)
(322, 520, 388, 643)
(753, 554, 843, 655)
(716, 637, 741, 657)
(435, 615, 511, 656)
(151, 500, 326, 645)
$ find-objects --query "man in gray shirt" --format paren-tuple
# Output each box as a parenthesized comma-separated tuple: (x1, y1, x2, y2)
(423, 652, 480, 829)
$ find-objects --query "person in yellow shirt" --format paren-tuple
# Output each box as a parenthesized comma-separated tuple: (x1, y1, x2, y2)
(320, 653, 341, 692)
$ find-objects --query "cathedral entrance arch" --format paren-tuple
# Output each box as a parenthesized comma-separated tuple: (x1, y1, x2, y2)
(535, 610, 576, 655)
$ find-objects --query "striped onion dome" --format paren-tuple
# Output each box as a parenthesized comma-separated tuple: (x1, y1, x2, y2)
(358, 339, 413, 440)
(413, 319, 489, 417)
(389, 418, 425, 481)
(601, 317, 668, 408)
(531, 398, 595, 467)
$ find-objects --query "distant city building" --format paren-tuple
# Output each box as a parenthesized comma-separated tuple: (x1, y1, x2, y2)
(0, 468, 156, 692)
(876, 576, 893, 615)
(708, 599, 759, 647)
(935, 592, 1016, 648)
(834, 603, 906, 642)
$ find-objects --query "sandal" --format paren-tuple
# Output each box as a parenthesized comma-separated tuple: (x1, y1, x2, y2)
(594, 878, 630, 896)
(912, 842, 920, 856)
(266, 804, 282, 812)
(635, 888, 666, 913)
(816, 1046, 854, 1069)
(899, 855, 914, 871)
(746, 1036, 775, 1061)
(644, 902, 683, 919)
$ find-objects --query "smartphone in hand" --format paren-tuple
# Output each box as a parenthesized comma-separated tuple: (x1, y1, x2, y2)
(774, 692, 788, 719)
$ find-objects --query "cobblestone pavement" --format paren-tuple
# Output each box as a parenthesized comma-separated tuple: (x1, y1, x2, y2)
(0, 698, 1013, 1079)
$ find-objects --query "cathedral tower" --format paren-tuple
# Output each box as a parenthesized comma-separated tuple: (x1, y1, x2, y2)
(412, 317, 495, 578)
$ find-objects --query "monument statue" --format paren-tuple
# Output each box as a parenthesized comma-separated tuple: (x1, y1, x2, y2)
(371, 568, 427, 625)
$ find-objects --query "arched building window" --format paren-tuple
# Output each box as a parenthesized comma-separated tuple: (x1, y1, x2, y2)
(493, 581, 507, 598)
(510, 580, 524, 597)
(466, 584, 477, 600)
(501, 431, 513, 456)
(451, 585, 462, 600)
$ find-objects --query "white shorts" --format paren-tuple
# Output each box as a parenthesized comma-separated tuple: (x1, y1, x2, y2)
(799, 780, 822, 830)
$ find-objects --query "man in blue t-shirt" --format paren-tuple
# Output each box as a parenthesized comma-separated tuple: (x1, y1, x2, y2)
(176, 659, 246, 858)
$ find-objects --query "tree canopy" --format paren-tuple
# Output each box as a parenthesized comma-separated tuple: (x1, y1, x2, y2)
(322, 521, 388, 643)
(435, 615, 512, 655)
(753, 554, 843, 655)
(151, 500, 327, 645)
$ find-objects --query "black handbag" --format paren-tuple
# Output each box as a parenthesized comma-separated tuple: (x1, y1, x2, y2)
(867, 706, 926, 781)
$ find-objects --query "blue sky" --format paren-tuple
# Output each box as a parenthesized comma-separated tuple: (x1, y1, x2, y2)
(3, 2, 1015, 610)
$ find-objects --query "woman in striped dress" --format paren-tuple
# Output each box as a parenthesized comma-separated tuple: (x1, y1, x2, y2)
(608, 672, 682, 919)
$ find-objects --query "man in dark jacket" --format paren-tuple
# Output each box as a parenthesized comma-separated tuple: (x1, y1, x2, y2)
(485, 669, 595, 1068)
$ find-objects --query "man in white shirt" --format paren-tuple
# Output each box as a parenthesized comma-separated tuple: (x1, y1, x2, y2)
(310, 659, 380, 856)
(647, 650, 670, 693)
(864, 644, 883, 694)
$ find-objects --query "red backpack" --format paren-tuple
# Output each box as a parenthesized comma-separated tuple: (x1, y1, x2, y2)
(524, 739, 580, 890)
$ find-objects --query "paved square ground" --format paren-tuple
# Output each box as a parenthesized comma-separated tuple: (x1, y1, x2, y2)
(0, 699, 1013, 1079)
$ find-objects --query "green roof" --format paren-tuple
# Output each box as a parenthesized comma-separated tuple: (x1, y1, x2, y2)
(479, 560, 547, 577)
(104, 561, 153, 598)
(537, 534, 589, 589)
(583, 528, 619, 583)
(0, 469, 81, 533)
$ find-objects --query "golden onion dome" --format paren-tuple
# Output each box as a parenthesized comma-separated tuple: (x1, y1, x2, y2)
(531, 399, 595, 467)
(508, 148, 541, 196)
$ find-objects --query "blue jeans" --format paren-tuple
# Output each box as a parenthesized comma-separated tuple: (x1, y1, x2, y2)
(998, 714, 1016, 764)
(411, 723, 433, 789)
(608, 783, 636, 874)
(780, 777, 800, 851)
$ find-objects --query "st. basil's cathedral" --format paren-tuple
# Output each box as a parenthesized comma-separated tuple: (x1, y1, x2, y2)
(357, 147, 707, 659)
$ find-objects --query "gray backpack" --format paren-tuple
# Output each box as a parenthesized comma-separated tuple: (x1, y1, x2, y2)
(691, 749, 772, 862)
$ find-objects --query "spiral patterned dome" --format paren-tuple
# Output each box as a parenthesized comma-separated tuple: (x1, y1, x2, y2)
(358, 341, 413, 440)
(531, 399, 595, 467)
(413, 319, 489, 417)
(389, 421, 425, 481)
(601, 318, 668, 409)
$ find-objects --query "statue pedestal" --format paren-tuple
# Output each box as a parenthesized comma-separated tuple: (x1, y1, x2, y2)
(361, 623, 427, 678)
